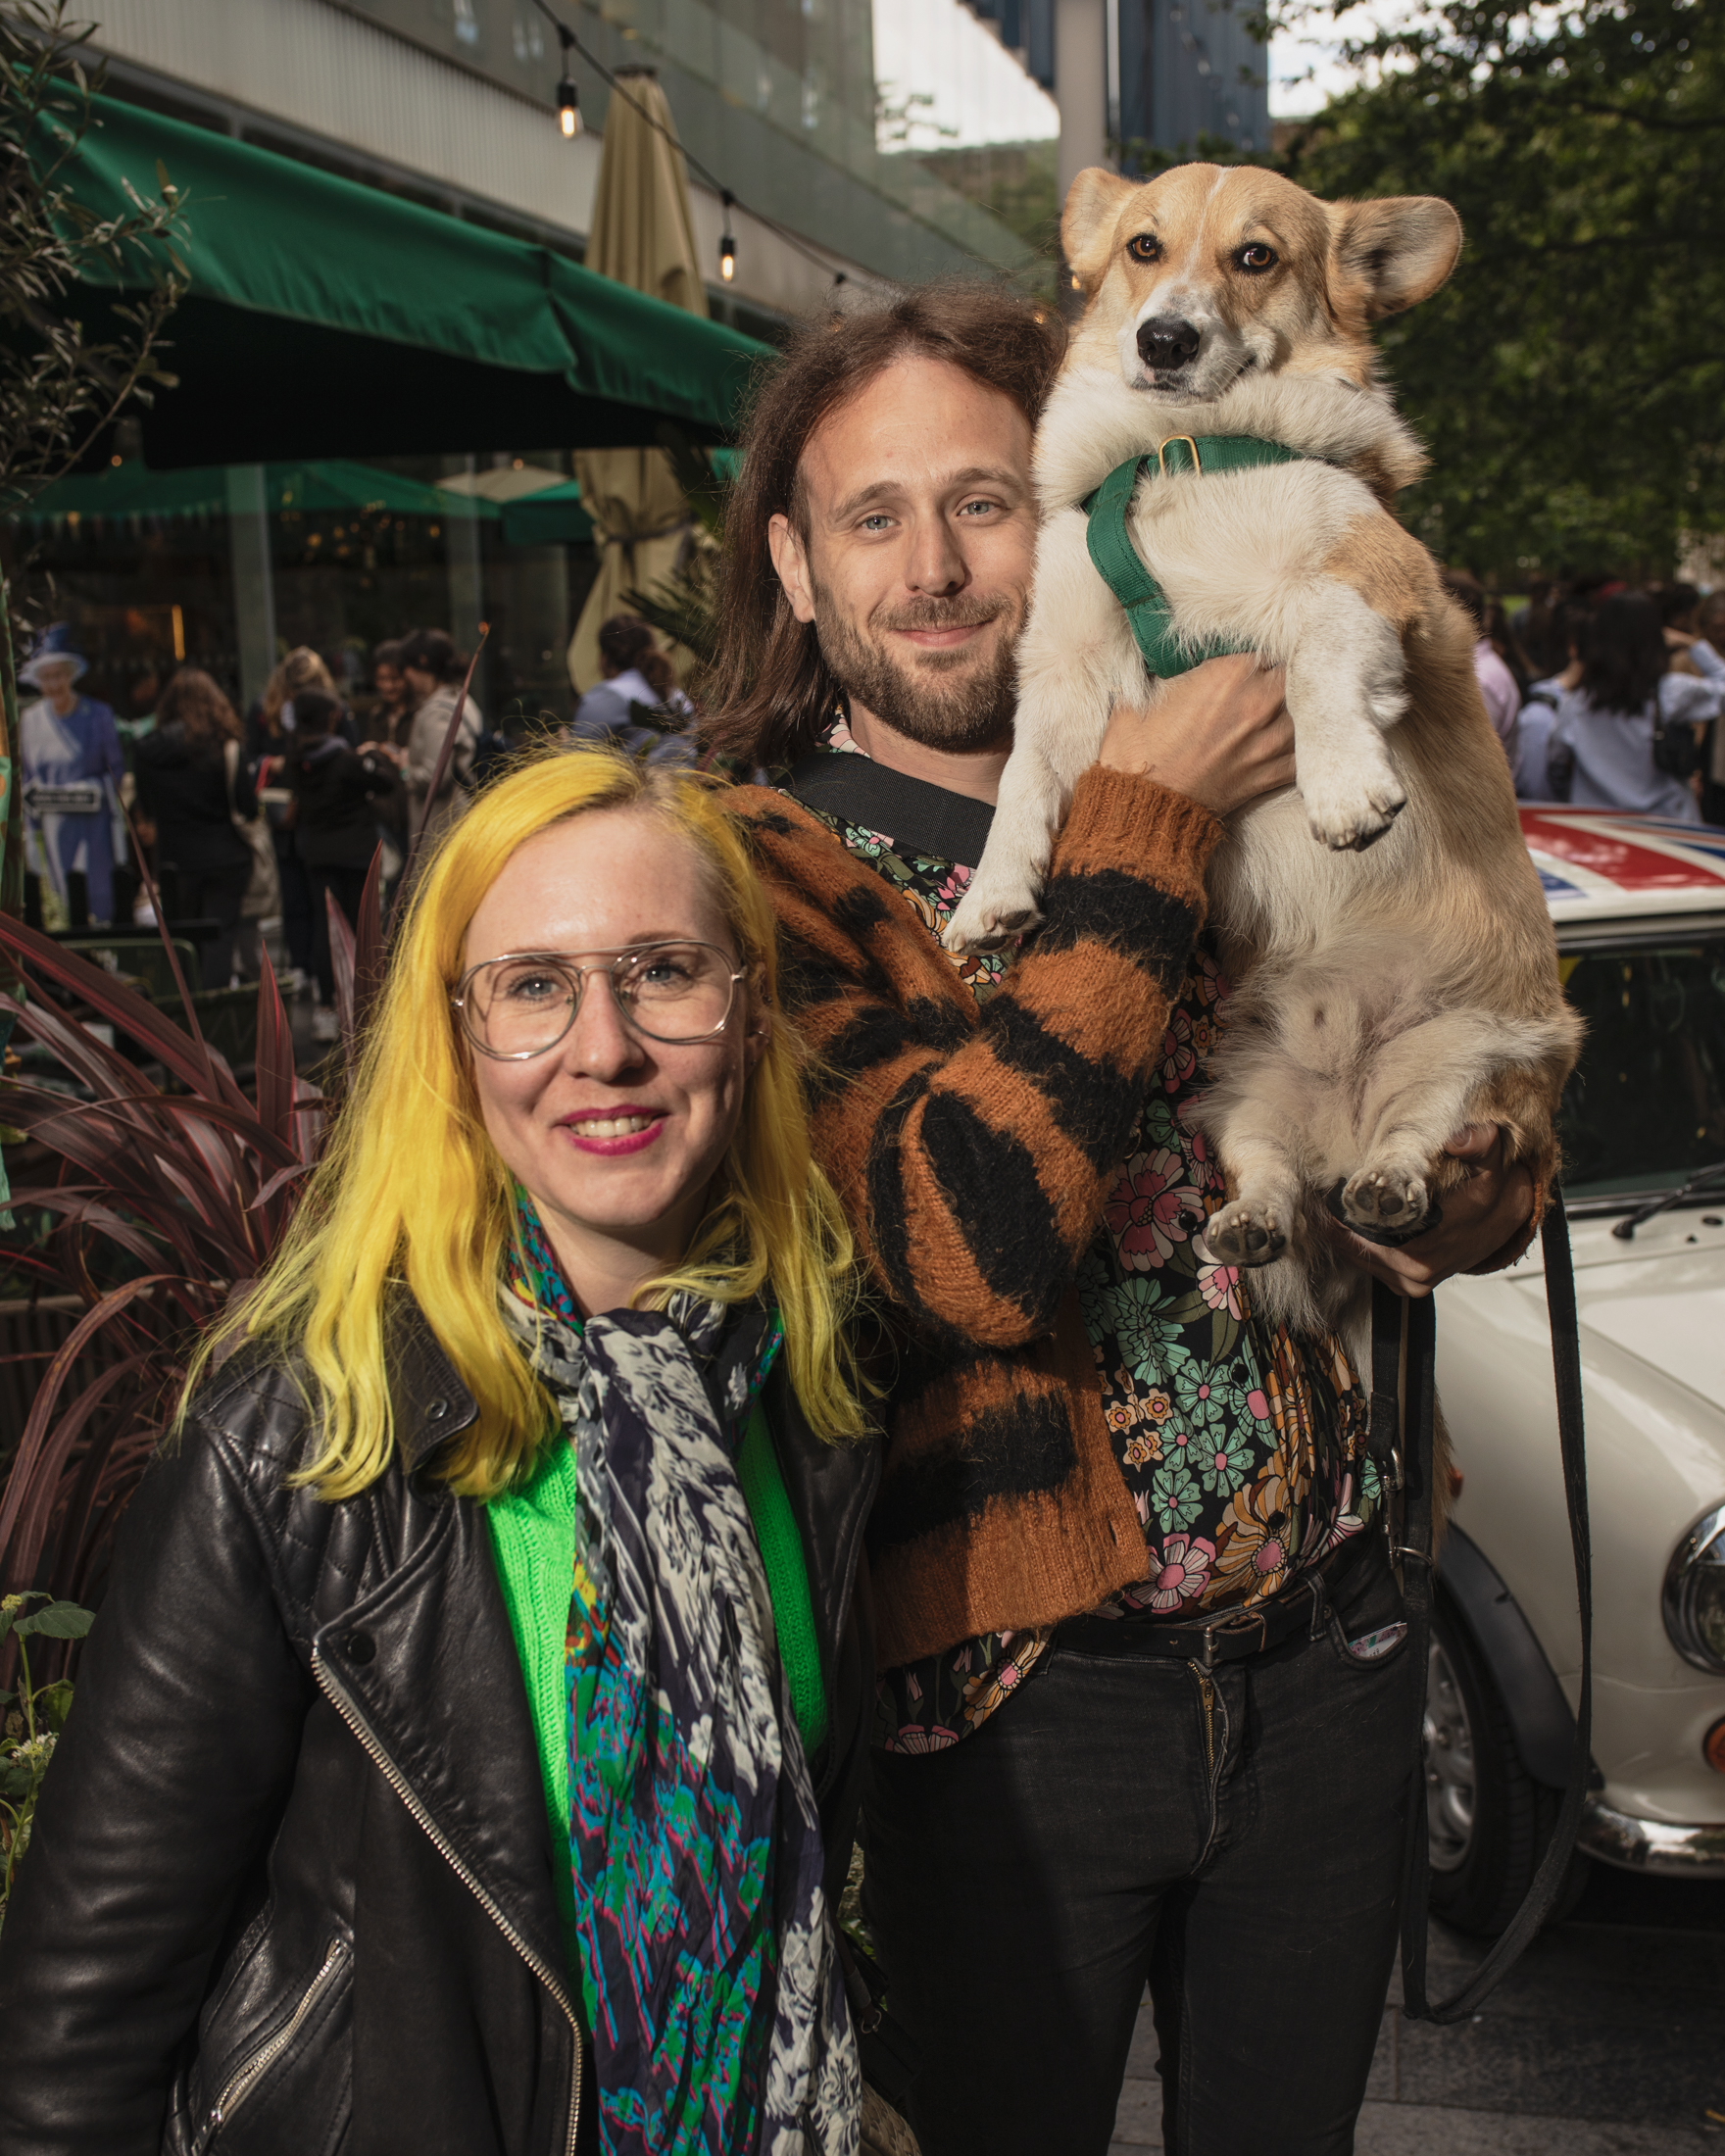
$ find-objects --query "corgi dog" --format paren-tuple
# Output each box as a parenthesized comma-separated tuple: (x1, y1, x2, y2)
(944, 163, 1581, 1354)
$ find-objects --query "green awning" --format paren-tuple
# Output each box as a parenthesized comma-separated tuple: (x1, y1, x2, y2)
(53, 96, 771, 467)
(15, 458, 499, 525)
(15, 461, 227, 523)
(498, 480, 594, 547)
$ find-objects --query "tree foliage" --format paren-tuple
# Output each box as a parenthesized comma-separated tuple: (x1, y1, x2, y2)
(0, 0, 185, 520)
(0, 1, 185, 926)
(1278, 0, 1724, 578)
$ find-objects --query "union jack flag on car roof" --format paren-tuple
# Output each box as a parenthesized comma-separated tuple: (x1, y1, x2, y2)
(1519, 808, 1725, 921)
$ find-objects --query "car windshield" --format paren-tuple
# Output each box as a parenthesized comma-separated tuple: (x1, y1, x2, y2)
(1559, 930, 1725, 1200)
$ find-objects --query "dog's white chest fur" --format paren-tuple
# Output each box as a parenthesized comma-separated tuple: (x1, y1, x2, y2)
(941, 364, 1576, 1364)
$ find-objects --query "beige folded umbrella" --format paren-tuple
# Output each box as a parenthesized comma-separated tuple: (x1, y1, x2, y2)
(567, 69, 706, 698)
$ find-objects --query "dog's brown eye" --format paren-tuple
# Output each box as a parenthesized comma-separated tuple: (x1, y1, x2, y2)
(1237, 243, 1277, 272)
(1127, 233, 1161, 264)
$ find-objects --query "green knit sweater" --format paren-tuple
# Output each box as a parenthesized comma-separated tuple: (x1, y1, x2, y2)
(486, 1397, 828, 1975)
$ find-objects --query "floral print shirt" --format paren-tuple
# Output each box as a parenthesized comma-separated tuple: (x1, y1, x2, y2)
(787, 725, 1375, 1753)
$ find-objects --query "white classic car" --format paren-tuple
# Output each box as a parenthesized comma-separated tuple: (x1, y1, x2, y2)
(1426, 807, 1725, 1934)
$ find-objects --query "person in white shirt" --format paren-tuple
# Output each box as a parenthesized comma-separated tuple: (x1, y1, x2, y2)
(1550, 591, 1721, 821)
(570, 613, 695, 765)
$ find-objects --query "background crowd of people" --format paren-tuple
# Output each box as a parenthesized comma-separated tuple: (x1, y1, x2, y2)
(20, 574, 1721, 1038)
(1446, 570, 1725, 822)
(16, 610, 699, 1041)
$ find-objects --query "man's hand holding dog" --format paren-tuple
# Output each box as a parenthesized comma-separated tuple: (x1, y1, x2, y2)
(1099, 654, 1296, 816)
(1337, 1123, 1535, 1297)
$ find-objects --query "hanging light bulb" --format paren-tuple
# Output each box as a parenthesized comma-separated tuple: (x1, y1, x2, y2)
(719, 190, 737, 283)
(556, 27, 580, 137)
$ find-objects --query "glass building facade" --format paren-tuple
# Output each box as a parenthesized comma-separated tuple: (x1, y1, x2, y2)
(342, 0, 1038, 283)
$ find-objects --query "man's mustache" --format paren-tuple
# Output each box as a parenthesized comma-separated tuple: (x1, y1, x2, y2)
(873, 597, 1010, 636)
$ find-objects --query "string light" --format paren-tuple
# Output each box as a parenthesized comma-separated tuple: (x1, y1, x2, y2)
(527, 0, 866, 294)
(555, 23, 580, 136)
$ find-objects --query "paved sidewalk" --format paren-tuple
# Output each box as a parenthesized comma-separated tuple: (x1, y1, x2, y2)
(1109, 1869, 1725, 2152)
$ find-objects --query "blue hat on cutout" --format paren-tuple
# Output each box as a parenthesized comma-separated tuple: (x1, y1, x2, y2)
(19, 622, 88, 690)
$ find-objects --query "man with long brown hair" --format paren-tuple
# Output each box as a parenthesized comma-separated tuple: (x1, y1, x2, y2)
(715, 282, 1534, 2155)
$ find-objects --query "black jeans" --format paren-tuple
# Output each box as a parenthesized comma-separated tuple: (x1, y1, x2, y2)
(273, 830, 315, 976)
(863, 1541, 1416, 2156)
(177, 862, 252, 990)
(306, 861, 370, 1005)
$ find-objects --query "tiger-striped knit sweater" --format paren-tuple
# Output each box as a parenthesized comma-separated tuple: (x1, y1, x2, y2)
(735, 765, 1229, 1668)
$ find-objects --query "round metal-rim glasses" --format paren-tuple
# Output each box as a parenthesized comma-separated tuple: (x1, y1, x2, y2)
(452, 941, 747, 1060)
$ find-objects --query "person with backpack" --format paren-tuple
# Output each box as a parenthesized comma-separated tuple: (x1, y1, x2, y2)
(571, 614, 695, 765)
(285, 690, 402, 1040)
(1549, 590, 1721, 819)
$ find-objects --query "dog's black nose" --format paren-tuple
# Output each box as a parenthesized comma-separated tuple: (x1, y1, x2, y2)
(1137, 316, 1202, 369)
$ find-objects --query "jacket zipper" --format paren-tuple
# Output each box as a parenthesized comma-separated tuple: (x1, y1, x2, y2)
(200, 1936, 349, 2148)
(312, 1649, 583, 2156)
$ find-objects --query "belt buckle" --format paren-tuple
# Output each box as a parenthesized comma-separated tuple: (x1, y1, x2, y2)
(1201, 1606, 1266, 1670)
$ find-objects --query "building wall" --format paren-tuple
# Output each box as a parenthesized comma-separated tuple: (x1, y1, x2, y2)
(1115, 0, 1271, 162)
(90, 0, 1037, 314)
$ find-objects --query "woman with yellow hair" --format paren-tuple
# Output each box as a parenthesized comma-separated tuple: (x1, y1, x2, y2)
(0, 751, 875, 2156)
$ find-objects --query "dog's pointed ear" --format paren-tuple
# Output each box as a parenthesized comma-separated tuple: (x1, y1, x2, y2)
(1062, 169, 1141, 290)
(1329, 197, 1462, 319)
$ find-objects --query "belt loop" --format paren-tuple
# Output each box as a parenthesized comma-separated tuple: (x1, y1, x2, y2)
(1306, 1570, 1327, 1641)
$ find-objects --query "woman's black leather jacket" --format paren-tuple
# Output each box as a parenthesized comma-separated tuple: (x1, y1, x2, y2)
(0, 1299, 878, 2156)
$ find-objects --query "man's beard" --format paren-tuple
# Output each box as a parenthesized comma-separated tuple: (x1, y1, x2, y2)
(811, 584, 1020, 755)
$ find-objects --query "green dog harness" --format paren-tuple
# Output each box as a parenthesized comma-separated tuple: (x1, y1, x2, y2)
(1080, 433, 1306, 678)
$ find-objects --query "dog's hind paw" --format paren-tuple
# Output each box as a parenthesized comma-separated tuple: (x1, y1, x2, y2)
(1340, 1166, 1431, 1236)
(943, 884, 1043, 956)
(1204, 1199, 1289, 1269)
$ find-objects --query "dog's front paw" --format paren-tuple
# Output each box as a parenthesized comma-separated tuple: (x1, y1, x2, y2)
(1205, 1199, 1290, 1269)
(944, 880, 1043, 956)
(1300, 761, 1408, 853)
(1340, 1166, 1432, 1236)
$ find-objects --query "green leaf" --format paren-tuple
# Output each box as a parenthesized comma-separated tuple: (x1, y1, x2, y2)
(0, 1591, 44, 1648)
(12, 1600, 93, 1641)
(0, 1761, 40, 1802)
(37, 1681, 74, 1733)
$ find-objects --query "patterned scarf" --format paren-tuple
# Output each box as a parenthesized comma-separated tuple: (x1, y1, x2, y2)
(500, 1200, 857, 2156)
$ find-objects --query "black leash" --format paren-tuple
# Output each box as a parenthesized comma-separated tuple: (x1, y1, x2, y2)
(1383, 1189, 1592, 2022)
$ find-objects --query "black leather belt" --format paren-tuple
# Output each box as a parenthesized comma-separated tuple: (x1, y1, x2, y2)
(1056, 1528, 1371, 1669)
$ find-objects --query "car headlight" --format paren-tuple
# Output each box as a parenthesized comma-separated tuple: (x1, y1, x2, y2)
(1663, 1503, 1725, 1674)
